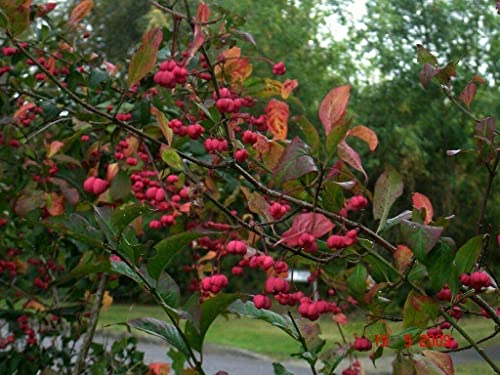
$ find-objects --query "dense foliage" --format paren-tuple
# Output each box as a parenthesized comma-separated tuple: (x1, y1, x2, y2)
(0, 1, 498, 375)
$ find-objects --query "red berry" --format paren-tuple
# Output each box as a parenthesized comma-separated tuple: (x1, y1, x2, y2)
(253, 294, 271, 309)
(272, 61, 286, 75)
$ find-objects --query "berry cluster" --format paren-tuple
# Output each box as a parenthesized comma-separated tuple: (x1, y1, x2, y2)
(83, 176, 110, 195)
(326, 229, 358, 250)
(153, 60, 188, 88)
(460, 271, 491, 291)
(200, 274, 229, 294)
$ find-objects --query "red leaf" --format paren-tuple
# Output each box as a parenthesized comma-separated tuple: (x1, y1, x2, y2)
(337, 140, 367, 180)
(318, 85, 350, 135)
(394, 245, 413, 273)
(69, 0, 94, 25)
(281, 213, 334, 246)
(265, 99, 289, 140)
(281, 79, 298, 99)
(459, 75, 485, 108)
(412, 192, 433, 224)
(127, 28, 163, 86)
(348, 125, 378, 152)
(14, 102, 36, 121)
(187, 2, 210, 63)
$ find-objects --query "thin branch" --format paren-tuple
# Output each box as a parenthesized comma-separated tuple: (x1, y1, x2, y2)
(439, 309, 500, 373)
(73, 274, 107, 375)
(441, 325, 500, 353)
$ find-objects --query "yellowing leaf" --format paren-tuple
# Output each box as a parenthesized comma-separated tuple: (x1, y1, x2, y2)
(348, 125, 378, 152)
(318, 85, 350, 135)
(69, 0, 94, 26)
(394, 245, 413, 273)
(412, 192, 433, 224)
(151, 107, 172, 145)
(281, 79, 298, 99)
(0, 0, 32, 36)
(127, 28, 163, 86)
(265, 99, 289, 140)
(101, 291, 113, 311)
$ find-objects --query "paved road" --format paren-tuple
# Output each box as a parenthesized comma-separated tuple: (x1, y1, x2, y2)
(95, 333, 500, 375)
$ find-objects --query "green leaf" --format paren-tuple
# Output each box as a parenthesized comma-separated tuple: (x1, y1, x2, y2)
(294, 115, 320, 156)
(371, 346, 384, 367)
(403, 291, 439, 328)
(273, 137, 318, 185)
(347, 263, 367, 296)
(273, 363, 295, 375)
(168, 349, 186, 374)
(127, 317, 190, 359)
(110, 170, 132, 201)
(416, 44, 438, 66)
(161, 147, 184, 171)
(389, 327, 424, 349)
(156, 271, 180, 308)
(425, 241, 459, 294)
(373, 167, 403, 233)
(111, 204, 151, 235)
(400, 220, 443, 262)
(110, 259, 143, 286)
(228, 300, 298, 338)
(185, 293, 241, 352)
(94, 206, 118, 246)
(57, 252, 110, 283)
(148, 232, 200, 281)
(325, 122, 348, 159)
(320, 181, 344, 213)
(455, 235, 483, 275)
(127, 28, 163, 86)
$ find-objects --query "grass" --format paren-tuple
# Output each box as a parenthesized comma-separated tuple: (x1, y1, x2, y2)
(99, 304, 499, 360)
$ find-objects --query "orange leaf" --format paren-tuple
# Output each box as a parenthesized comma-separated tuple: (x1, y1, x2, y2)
(69, 0, 94, 25)
(348, 125, 378, 152)
(45, 192, 65, 216)
(394, 245, 413, 272)
(148, 362, 170, 375)
(337, 140, 367, 180)
(318, 85, 350, 135)
(265, 99, 289, 140)
(412, 192, 433, 224)
(24, 298, 46, 312)
(46, 140, 64, 158)
(214, 47, 252, 86)
(127, 28, 163, 86)
(281, 79, 298, 99)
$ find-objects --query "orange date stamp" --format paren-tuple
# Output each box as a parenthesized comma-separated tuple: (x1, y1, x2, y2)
(374, 333, 452, 348)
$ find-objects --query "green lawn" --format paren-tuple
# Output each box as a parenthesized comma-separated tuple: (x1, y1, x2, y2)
(99, 304, 499, 360)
